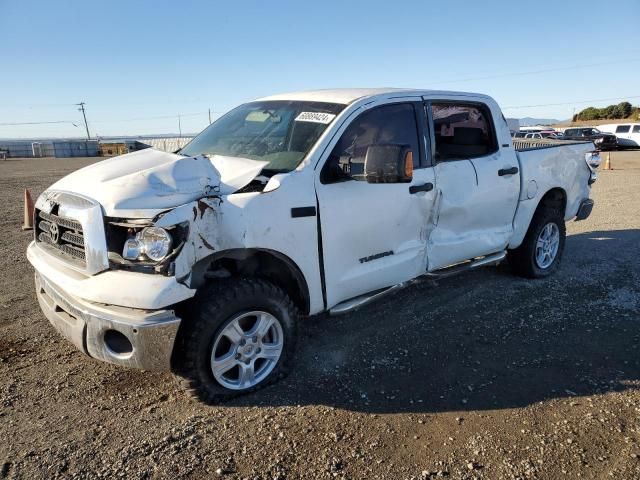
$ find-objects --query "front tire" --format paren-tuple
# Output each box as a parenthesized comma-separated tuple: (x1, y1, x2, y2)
(508, 206, 566, 278)
(174, 278, 299, 404)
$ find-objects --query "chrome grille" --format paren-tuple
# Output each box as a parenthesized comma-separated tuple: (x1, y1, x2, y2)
(36, 209, 86, 265)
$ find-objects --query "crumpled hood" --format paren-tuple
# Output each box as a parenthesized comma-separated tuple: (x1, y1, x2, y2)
(49, 148, 268, 217)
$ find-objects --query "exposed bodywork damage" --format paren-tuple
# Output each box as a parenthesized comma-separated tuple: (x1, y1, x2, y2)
(197, 199, 215, 219)
(198, 234, 216, 251)
(156, 196, 227, 281)
(47, 148, 266, 217)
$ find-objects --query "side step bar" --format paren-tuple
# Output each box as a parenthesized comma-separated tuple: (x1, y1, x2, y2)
(329, 251, 506, 316)
(329, 282, 410, 316)
(424, 251, 506, 279)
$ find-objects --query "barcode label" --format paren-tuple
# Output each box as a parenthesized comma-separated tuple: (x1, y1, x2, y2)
(295, 112, 336, 124)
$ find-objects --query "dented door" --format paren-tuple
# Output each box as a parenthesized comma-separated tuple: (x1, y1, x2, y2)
(315, 101, 437, 308)
(316, 170, 436, 307)
(423, 98, 520, 270)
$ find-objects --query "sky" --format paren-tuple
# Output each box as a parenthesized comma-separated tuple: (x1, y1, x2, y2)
(1, 0, 639, 138)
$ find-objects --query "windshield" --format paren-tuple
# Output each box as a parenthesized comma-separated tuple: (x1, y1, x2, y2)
(180, 100, 345, 173)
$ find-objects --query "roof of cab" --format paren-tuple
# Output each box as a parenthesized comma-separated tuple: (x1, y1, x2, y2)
(256, 88, 492, 105)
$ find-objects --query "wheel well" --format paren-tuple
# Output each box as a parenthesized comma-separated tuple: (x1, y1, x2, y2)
(191, 249, 310, 315)
(537, 188, 567, 216)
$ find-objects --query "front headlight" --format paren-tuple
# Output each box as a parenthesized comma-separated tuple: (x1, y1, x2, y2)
(123, 226, 173, 262)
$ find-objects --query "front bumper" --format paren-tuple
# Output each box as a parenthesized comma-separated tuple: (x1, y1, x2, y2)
(35, 272, 181, 371)
(594, 137, 617, 150)
(27, 241, 195, 309)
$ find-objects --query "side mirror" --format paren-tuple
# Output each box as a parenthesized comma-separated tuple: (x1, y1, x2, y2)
(364, 144, 413, 184)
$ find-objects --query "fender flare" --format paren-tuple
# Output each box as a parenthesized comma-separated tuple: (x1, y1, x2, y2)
(189, 247, 311, 315)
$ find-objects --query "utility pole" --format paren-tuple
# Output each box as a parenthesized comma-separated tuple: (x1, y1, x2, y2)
(208, 108, 212, 124)
(178, 115, 182, 138)
(76, 102, 90, 139)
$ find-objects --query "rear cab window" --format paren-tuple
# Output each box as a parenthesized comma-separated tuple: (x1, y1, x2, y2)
(428, 102, 497, 161)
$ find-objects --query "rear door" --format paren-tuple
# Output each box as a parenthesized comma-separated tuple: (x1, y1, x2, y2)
(631, 125, 640, 147)
(314, 100, 437, 307)
(615, 125, 633, 146)
(423, 98, 520, 270)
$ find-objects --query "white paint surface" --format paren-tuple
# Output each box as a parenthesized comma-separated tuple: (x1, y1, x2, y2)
(49, 149, 266, 217)
(28, 89, 596, 317)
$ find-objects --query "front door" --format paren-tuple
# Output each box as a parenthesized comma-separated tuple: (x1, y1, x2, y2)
(315, 102, 437, 308)
(424, 99, 520, 270)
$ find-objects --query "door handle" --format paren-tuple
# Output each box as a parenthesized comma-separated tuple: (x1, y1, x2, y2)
(409, 182, 434, 194)
(498, 166, 519, 176)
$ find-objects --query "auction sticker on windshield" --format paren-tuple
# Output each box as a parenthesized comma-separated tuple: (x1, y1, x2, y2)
(295, 112, 336, 124)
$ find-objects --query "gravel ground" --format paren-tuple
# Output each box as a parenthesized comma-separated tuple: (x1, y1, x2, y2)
(1, 151, 639, 479)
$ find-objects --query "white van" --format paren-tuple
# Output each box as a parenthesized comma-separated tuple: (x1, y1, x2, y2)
(598, 123, 640, 148)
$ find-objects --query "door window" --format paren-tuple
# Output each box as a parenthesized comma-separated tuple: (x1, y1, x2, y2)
(321, 103, 420, 183)
(430, 103, 497, 161)
(633, 125, 640, 133)
(615, 125, 631, 133)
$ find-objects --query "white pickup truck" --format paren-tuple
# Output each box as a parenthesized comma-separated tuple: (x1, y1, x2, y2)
(27, 88, 599, 403)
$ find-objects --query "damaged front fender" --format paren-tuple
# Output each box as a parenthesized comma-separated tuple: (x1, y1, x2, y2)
(155, 196, 227, 282)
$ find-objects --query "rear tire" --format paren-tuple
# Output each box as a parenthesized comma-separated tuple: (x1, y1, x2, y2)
(173, 278, 299, 404)
(508, 206, 566, 278)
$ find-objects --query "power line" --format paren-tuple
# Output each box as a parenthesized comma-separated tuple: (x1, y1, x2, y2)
(0, 110, 224, 128)
(503, 95, 640, 110)
(0, 120, 75, 126)
(89, 110, 223, 124)
(430, 58, 640, 85)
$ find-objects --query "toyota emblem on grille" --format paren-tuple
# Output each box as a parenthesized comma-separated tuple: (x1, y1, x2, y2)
(49, 222, 60, 243)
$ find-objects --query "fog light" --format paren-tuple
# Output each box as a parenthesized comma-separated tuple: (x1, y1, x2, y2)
(104, 330, 133, 356)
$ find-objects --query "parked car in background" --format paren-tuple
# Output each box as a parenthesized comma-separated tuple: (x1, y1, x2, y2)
(561, 127, 617, 151)
(524, 131, 560, 139)
(597, 123, 640, 148)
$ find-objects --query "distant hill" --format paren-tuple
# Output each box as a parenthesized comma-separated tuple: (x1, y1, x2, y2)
(519, 117, 561, 126)
(553, 118, 638, 127)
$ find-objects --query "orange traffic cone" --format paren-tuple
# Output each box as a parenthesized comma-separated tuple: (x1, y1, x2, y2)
(21, 189, 35, 230)
(603, 152, 612, 170)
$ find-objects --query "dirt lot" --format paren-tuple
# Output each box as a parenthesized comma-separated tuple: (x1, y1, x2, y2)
(1, 151, 639, 479)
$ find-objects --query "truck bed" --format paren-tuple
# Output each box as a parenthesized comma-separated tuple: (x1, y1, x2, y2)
(508, 139, 594, 249)
(512, 138, 592, 151)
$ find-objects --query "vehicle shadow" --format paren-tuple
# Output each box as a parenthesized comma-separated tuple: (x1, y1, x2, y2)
(232, 229, 640, 413)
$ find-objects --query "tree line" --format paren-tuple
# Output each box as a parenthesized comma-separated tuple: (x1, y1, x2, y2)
(573, 102, 639, 122)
